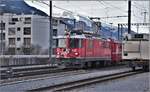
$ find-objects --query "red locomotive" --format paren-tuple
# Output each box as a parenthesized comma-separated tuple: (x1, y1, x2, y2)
(54, 30, 122, 68)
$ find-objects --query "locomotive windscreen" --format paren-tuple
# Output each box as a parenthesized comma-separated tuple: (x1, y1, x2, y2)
(69, 39, 82, 48)
(69, 38, 79, 48)
(54, 39, 66, 48)
(54, 38, 82, 48)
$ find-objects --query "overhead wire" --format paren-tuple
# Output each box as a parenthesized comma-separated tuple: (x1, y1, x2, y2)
(101, 1, 128, 14)
(132, 4, 147, 11)
(133, 1, 148, 10)
(97, 1, 111, 23)
(132, 10, 143, 22)
(97, 1, 128, 24)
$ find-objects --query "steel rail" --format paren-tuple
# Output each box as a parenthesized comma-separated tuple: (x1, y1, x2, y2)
(0, 69, 88, 86)
(1, 63, 126, 80)
(1, 65, 128, 85)
(29, 70, 144, 92)
(0, 67, 74, 80)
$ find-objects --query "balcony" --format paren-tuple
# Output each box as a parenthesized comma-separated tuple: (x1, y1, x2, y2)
(24, 21, 31, 24)
(23, 27, 31, 35)
(23, 44, 31, 48)
(8, 44, 16, 48)
(23, 38, 31, 48)
(9, 22, 16, 25)
(24, 17, 31, 24)
(8, 38, 16, 47)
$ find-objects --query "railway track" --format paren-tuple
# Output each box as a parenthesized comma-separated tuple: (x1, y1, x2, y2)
(0, 63, 125, 80)
(1, 64, 77, 82)
(28, 69, 144, 92)
(0, 65, 128, 85)
(0, 64, 56, 74)
(1, 68, 65, 79)
(0, 69, 92, 86)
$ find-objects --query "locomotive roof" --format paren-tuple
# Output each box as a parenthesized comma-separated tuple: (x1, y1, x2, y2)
(54, 35, 86, 39)
(54, 35, 105, 40)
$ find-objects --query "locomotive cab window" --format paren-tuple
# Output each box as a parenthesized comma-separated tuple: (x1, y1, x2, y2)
(58, 39, 66, 48)
(124, 52, 128, 56)
(70, 38, 82, 48)
(55, 38, 66, 48)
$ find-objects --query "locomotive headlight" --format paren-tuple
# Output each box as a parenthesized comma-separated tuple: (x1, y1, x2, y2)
(57, 52, 60, 55)
(74, 52, 79, 56)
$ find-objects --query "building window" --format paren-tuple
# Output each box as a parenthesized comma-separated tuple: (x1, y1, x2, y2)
(19, 18, 22, 21)
(8, 48, 16, 55)
(17, 38, 21, 41)
(17, 48, 20, 51)
(24, 38, 31, 46)
(24, 17, 31, 24)
(23, 48, 31, 55)
(12, 18, 18, 22)
(0, 22, 5, 30)
(8, 28, 16, 35)
(9, 22, 15, 25)
(17, 27, 21, 31)
(53, 29, 57, 36)
(52, 19, 58, 26)
(9, 38, 15, 45)
(9, 18, 18, 25)
(0, 33, 5, 40)
(0, 42, 5, 52)
(24, 27, 31, 35)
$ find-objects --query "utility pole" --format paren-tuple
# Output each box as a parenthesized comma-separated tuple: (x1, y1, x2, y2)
(0, 20, 4, 55)
(136, 24, 139, 33)
(121, 24, 123, 41)
(141, 11, 148, 23)
(128, 0, 131, 34)
(118, 24, 120, 41)
(49, 0, 53, 65)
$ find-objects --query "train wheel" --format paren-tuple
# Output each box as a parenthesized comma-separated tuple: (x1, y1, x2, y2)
(100, 61, 105, 67)
(80, 62, 86, 69)
(143, 65, 149, 72)
(91, 61, 97, 68)
(111, 62, 117, 66)
(132, 66, 136, 71)
(87, 62, 92, 68)
(84, 62, 88, 69)
(96, 61, 100, 68)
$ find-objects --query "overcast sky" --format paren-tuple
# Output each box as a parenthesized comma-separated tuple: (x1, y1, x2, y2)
(25, 0, 149, 33)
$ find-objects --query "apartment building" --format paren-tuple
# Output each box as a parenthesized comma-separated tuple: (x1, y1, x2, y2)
(0, 13, 72, 55)
(0, 13, 50, 55)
